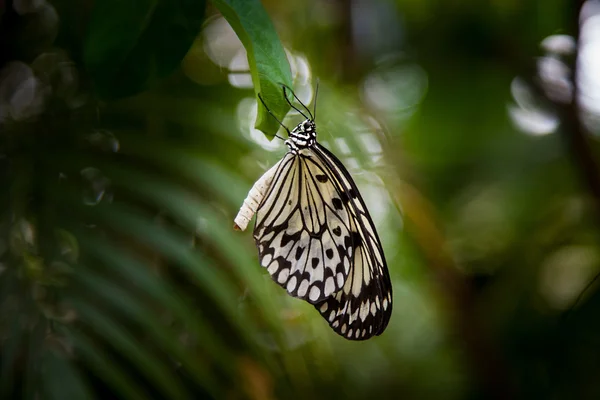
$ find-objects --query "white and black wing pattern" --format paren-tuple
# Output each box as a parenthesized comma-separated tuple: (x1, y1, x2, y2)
(234, 111, 392, 340)
(250, 142, 392, 340)
(252, 151, 354, 303)
(310, 144, 392, 340)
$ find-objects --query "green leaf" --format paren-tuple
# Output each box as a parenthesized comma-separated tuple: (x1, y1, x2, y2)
(40, 350, 93, 400)
(72, 267, 221, 398)
(76, 234, 237, 376)
(61, 330, 149, 400)
(84, 0, 206, 99)
(211, 0, 293, 137)
(0, 313, 22, 396)
(71, 300, 190, 399)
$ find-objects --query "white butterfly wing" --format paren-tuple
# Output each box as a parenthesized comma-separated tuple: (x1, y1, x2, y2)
(311, 144, 392, 340)
(253, 150, 353, 303)
(253, 144, 392, 340)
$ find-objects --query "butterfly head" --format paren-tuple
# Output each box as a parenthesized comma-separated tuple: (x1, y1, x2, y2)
(287, 119, 317, 151)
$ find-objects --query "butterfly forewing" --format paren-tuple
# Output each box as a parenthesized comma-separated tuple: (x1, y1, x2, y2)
(253, 150, 353, 303)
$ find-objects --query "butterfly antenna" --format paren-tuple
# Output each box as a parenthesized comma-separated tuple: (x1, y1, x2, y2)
(257, 93, 291, 136)
(313, 78, 319, 122)
(281, 85, 312, 121)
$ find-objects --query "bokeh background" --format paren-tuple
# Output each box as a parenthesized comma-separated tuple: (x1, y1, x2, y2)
(2, 0, 600, 398)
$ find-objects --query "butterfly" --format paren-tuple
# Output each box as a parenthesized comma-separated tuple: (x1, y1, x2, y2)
(234, 85, 392, 340)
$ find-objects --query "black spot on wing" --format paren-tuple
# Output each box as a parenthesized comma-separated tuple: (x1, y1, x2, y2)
(312, 257, 319, 268)
(344, 235, 352, 248)
(281, 230, 300, 247)
(340, 191, 350, 204)
(316, 174, 328, 183)
(344, 231, 362, 249)
(313, 276, 393, 341)
(326, 248, 334, 259)
(295, 246, 304, 261)
(332, 226, 342, 236)
(351, 231, 362, 244)
(332, 198, 343, 210)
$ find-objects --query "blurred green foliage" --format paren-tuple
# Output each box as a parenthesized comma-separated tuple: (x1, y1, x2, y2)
(1, 0, 599, 399)
(84, 0, 207, 99)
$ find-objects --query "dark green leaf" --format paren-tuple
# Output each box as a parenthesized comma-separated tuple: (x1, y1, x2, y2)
(0, 315, 22, 396)
(75, 234, 238, 377)
(211, 0, 293, 137)
(71, 300, 190, 399)
(62, 330, 148, 400)
(41, 350, 93, 400)
(84, 0, 206, 99)
(72, 267, 221, 397)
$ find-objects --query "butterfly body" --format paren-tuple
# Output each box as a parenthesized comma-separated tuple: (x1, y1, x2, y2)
(235, 112, 392, 341)
(286, 119, 317, 151)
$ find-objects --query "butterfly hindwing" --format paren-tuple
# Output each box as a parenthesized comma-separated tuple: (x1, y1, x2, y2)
(311, 144, 392, 340)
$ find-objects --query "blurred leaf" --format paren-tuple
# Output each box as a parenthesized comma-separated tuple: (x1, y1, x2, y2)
(212, 0, 293, 137)
(63, 330, 149, 400)
(71, 299, 190, 399)
(84, 0, 206, 99)
(72, 267, 221, 397)
(0, 315, 23, 396)
(76, 234, 237, 374)
(24, 321, 47, 400)
(40, 350, 93, 400)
